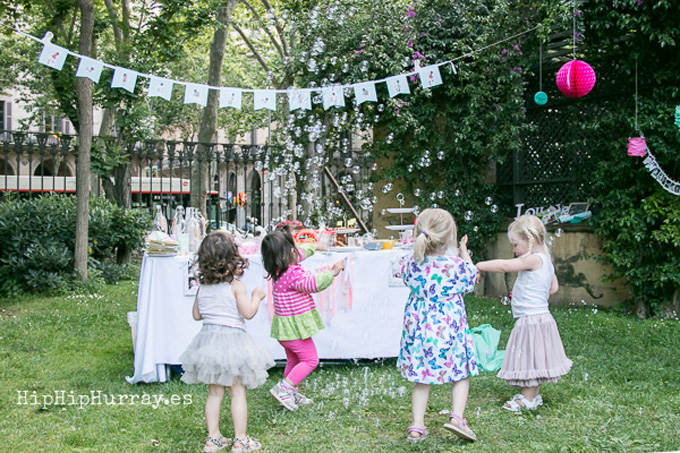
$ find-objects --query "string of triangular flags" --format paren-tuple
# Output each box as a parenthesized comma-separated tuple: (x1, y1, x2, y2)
(19, 27, 455, 112)
(642, 146, 680, 196)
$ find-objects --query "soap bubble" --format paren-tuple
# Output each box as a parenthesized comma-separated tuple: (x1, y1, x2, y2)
(437, 150, 446, 160)
(359, 60, 369, 72)
(414, 188, 421, 197)
(352, 165, 361, 174)
(385, 133, 394, 144)
(500, 296, 510, 305)
(307, 58, 317, 72)
(381, 183, 393, 194)
(381, 209, 386, 215)
(485, 197, 493, 205)
(546, 236, 555, 246)
(344, 158, 353, 167)
(555, 228, 563, 237)
(254, 161, 263, 171)
(407, 164, 414, 173)
(454, 189, 462, 197)
(464, 211, 474, 221)
(437, 191, 444, 198)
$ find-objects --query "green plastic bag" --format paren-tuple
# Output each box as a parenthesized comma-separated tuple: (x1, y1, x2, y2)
(470, 324, 505, 372)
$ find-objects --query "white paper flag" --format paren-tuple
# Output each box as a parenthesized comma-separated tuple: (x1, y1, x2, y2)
(386, 74, 410, 98)
(353, 82, 377, 105)
(322, 85, 345, 110)
(219, 88, 242, 110)
(288, 88, 312, 111)
(148, 76, 174, 101)
(38, 43, 68, 71)
(111, 68, 138, 93)
(254, 90, 276, 111)
(417, 64, 443, 89)
(75, 56, 103, 83)
(183, 83, 209, 107)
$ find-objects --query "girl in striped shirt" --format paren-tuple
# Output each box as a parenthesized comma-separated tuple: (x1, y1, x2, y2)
(261, 227, 344, 411)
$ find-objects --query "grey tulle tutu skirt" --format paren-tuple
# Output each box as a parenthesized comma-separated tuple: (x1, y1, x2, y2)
(179, 324, 275, 389)
(498, 312, 572, 388)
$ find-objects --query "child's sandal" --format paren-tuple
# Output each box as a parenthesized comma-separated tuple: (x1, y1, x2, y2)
(406, 425, 428, 443)
(443, 413, 477, 442)
(203, 436, 230, 453)
(231, 436, 261, 452)
(503, 393, 543, 412)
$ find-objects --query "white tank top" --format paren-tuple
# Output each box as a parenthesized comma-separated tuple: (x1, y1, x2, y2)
(197, 281, 246, 331)
(511, 253, 553, 319)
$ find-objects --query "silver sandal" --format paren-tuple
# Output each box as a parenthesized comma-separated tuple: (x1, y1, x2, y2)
(231, 436, 261, 452)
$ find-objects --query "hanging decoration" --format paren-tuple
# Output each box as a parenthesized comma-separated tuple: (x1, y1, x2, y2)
(641, 145, 680, 196)
(556, 60, 596, 98)
(534, 41, 547, 105)
(556, 1, 596, 99)
(627, 136, 646, 157)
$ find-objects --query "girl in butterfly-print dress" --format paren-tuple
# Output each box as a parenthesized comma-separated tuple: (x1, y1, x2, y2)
(398, 208, 479, 443)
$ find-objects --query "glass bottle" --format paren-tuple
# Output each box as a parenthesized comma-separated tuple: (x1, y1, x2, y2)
(171, 206, 186, 239)
(186, 207, 201, 253)
(153, 205, 168, 233)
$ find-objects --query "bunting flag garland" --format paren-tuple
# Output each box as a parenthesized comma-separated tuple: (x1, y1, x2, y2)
(288, 88, 312, 111)
(253, 90, 276, 111)
(642, 146, 680, 196)
(386, 74, 411, 98)
(322, 85, 345, 110)
(220, 88, 243, 110)
(353, 82, 377, 105)
(13, 22, 514, 112)
(417, 64, 443, 89)
(111, 68, 138, 93)
(38, 43, 68, 70)
(75, 56, 104, 83)
(184, 83, 209, 106)
(148, 76, 174, 101)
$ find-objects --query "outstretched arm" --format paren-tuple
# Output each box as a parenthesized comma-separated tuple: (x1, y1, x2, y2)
(476, 254, 542, 273)
(458, 235, 472, 262)
(233, 279, 265, 320)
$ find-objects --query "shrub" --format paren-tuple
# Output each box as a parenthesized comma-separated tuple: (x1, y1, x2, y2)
(0, 194, 149, 294)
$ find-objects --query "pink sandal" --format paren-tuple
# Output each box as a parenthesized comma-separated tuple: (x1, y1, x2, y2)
(443, 413, 477, 442)
(406, 425, 428, 443)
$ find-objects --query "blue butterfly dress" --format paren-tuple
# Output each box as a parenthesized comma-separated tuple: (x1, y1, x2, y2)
(397, 255, 479, 385)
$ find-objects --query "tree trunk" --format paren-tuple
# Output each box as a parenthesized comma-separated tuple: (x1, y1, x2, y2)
(193, 1, 238, 214)
(74, 0, 95, 280)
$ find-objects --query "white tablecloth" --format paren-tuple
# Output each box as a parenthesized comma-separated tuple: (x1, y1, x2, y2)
(127, 249, 410, 383)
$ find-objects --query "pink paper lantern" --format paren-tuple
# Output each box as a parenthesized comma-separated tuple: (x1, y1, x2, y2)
(627, 137, 646, 157)
(556, 60, 596, 98)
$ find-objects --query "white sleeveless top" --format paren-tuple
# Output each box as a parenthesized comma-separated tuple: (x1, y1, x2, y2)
(510, 253, 553, 319)
(197, 281, 246, 331)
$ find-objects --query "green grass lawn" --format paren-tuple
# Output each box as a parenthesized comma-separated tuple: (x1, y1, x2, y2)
(1, 279, 679, 452)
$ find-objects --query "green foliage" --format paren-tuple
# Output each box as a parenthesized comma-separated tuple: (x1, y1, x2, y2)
(278, 0, 537, 252)
(0, 194, 148, 294)
(575, 0, 680, 314)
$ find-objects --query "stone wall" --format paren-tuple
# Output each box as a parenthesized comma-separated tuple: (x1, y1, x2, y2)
(478, 225, 629, 307)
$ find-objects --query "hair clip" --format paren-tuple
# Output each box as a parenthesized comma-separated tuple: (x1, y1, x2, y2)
(422, 230, 428, 236)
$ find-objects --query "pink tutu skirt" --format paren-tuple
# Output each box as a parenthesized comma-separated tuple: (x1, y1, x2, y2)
(497, 312, 572, 387)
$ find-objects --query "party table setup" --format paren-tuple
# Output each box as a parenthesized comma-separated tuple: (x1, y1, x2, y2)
(126, 224, 416, 384)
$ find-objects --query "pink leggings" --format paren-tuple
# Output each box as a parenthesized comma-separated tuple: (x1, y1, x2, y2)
(279, 338, 319, 386)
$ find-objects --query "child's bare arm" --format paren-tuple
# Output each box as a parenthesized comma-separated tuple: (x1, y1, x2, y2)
(550, 274, 559, 295)
(192, 291, 202, 320)
(476, 255, 542, 273)
(458, 235, 472, 262)
(233, 279, 265, 319)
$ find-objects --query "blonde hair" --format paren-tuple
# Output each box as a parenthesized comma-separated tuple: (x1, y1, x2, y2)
(508, 214, 550, 257)
(413, 208, 457, 263)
